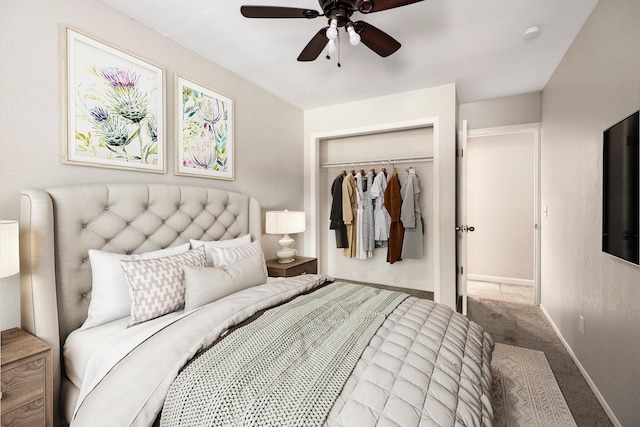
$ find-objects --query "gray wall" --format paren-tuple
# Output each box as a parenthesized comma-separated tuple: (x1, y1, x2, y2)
(0, 0, 304, 329)
(460, 93, 541, 130)
(540, 0, 640, 424)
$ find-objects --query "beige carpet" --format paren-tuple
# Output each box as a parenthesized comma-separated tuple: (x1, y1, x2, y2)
(492, 343, 577, 427)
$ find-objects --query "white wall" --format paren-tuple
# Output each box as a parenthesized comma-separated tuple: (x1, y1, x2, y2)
(304, 84, 458, 308)
(540, 0, 640, 424)
(320, 129, 434, 291)
(467, 131, 534, 285)
(0, 0, 304, 329)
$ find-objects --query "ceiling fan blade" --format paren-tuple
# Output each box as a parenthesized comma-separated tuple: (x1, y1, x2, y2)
(241, 5, 320, 19)
(297, 27, 329, 61)
(354, 21, 401, 57)
(358, 0, 423, 13)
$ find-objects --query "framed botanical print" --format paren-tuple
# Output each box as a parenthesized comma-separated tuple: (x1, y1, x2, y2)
(64, 26, 166, 172)
(175, 75, 234, 180)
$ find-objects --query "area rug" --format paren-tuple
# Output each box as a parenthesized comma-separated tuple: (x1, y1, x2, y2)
(492, 343, 577, 427)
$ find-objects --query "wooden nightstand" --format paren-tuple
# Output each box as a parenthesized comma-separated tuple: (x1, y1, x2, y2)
(266, 256, 318, 278)
(1, 328, 53, 427)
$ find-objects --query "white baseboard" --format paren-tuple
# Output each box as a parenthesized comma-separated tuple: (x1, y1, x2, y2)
(539, 304, 621, 427)
(468, 274, 533, 287)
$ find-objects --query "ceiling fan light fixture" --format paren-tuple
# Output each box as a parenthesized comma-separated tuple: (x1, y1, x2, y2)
(326, 18, 338, 40)
(241, 0, 415, 62)
(327, 38, 337, 54)
(346, 24, 361, 46)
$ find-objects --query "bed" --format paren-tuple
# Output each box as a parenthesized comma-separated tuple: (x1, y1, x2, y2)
(19, 183, 494, 426)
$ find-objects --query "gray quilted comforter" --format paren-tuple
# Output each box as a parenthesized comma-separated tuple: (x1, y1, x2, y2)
(70, 275, 494, 426)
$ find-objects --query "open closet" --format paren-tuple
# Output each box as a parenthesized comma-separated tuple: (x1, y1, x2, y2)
(317, 127, 435, 292)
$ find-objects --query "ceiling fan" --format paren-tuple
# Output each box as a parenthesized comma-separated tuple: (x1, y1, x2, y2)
(240, 0, 423, 62)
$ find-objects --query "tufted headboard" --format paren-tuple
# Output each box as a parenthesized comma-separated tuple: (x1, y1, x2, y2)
(19, 183, 261, 424)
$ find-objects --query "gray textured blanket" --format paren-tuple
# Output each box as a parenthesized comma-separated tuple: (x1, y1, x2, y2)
(160, 282, 407, 426)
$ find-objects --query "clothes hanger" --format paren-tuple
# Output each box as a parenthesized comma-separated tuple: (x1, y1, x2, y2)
(407, 159, 416, 175)
(381, 160, 390, 176)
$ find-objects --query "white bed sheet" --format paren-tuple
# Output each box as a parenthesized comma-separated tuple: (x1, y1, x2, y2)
(63, 312, 184, 390)
(63, 277, 285, 418)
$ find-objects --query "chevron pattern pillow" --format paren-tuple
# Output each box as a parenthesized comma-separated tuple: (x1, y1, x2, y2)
(121, 245, 207, 326)
(208, 240, 267, 276)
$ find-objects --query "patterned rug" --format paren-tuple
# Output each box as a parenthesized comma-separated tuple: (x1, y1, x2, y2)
(492, 343, 577, 427)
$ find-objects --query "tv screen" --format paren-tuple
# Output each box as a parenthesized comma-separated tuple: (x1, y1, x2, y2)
(602, 111, 639, 265)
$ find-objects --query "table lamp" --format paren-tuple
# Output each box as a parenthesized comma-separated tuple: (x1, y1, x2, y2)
(0, 220, 19, 278)
(265, 210, 305, 263)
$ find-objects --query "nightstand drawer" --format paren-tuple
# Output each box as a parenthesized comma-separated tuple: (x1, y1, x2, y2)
(1, 328, 52, 426)
(1, 356, 45, 413)
(282, 260, 317, 277)
(266, 257, 317, 278)
(1, 397, 45, 427)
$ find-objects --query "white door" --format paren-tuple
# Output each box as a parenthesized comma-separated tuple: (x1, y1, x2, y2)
(456, 120, 470, 315)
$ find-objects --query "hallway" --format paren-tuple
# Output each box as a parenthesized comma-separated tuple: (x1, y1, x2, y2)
(467, 280, 533, 304)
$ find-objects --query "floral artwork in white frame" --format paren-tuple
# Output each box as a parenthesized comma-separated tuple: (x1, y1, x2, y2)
(65, 27, 166, 173)
(176, 75, 234, 180)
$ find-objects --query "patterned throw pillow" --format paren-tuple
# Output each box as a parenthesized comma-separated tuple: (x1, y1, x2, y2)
(83, 243, 191, 329)
(208, 240, 268, 276)
(189, 233, 252, 266)
(120, 245, 207, 326)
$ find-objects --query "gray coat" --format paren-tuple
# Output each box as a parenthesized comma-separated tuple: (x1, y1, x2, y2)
(400, 172, 424, 259)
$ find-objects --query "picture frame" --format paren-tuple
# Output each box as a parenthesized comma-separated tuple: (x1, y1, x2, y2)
(64, 26, 166, 173)
(175, 75, 234, 180)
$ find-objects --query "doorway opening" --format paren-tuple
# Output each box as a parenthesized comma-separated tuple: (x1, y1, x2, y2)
(463, 124, 541, 306)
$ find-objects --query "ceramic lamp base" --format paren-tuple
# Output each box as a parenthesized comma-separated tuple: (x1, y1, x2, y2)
(275, 234, 297, 263)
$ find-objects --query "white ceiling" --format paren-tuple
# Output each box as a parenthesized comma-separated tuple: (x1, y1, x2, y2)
(98, 0, 598, 110)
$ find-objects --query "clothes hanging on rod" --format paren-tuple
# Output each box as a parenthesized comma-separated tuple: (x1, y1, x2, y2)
(355, 171, 369, 259)
(362, 170, 375, 257)
(401, 167, 424, 259)
(326, 159, 426, 262)
(384, 168, 404, 264)
(370, 169, 391, 248)
(330, 173, 348, 248)
(342, 172, 358, 258)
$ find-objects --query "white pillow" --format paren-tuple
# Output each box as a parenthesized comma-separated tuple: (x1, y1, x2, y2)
(183, 251, 268, 312)
(189, 234, 252, 266)
(208, 240, 267, 276)
(82, 243, 190, 329)
(120, 246, 207, 326)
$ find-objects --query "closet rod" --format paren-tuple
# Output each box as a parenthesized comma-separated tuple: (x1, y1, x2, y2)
(320, 155, 433, 168)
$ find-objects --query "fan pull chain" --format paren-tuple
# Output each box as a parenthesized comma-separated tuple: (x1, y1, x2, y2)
(337, 31, 341, 67)
(325, 30, 342, 67)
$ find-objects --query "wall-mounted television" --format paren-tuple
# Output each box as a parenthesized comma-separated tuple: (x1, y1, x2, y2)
(602, 111, 639, 265)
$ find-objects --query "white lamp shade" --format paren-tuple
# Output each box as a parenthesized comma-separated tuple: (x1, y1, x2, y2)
(265, 211, 305, 235)
(0, 220, 19, 278)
